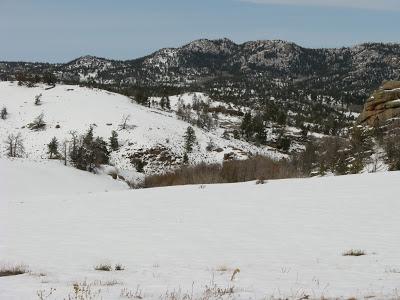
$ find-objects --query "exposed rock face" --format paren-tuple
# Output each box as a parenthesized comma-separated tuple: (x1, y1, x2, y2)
(358, 81, 400, 127)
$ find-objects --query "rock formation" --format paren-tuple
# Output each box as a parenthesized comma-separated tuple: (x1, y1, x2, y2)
(358, 81, 400, 127)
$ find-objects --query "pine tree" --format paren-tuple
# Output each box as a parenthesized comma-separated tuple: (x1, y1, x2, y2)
(135, 89, 149, 107)
(184, 126, 196, 153)
(1, 107, 7, 120)
(69, 131, 79, 165)
(160, 96, 166, 110)
(182, 152, 189, 164)
(109, 130, 119, 151)
(70, 127, 110, 172)
(240, 112, 253, 139)
(92, 137, 110, 167)
(252, 113, 266, 144)
(133, 159, 145, 172)
(83, 126, 94, 146)
(47, 137, 59, 159)
(34, 94, 42, 105)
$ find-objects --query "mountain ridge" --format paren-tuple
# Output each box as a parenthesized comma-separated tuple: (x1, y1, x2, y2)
(1, 38, 400, 135)
(2, 38, 399, 64)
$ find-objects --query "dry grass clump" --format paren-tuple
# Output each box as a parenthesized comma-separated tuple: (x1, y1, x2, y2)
(94, 263, 112, 271)
(342, 249, 366, 256)
(71, 281, 101, 299)
(0, 264, 28, 277)
(120, 286, 143, 299)
(160, 283, 234, 300)
(204, 284, 234, 298)
(92, 279, 123, 286)
(216, 265, 229, 272)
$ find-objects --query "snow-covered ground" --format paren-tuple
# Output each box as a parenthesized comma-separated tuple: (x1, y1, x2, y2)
(1, 158, 400, 299)
(0, 82, 280, 176)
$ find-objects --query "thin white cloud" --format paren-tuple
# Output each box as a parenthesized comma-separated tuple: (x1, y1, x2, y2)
(241, 0, 400, 11)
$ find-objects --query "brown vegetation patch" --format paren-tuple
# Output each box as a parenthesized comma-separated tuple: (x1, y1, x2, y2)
(144, 155, 299, 188)
(0, 265, 28, 277)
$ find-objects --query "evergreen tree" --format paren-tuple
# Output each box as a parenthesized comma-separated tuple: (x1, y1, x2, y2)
(43, 72, 56, 85)
(133, 159, 145, 172)
(69, 131, 79, 165)
(47, 136, 59, 159)
(252, 113, 266, 144)
(240, 112, 253, 139)
(0, 107, 7, 120)
(109, 130, 119, 151)
(184, 126, 196, 153)
(83, 126, 94, 146)
(92, 137, 110, 167)
(182, 152, 189, 164)
(135, 89, 149, 107)
(34, 94, 42, 105)
(160, 96, 166, 110)
(69, 127, 110, 172)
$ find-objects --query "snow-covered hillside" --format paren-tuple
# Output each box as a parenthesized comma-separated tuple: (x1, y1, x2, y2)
(0, 158, 128, 198)
(0, 82, 279, 177)
(1, 158, 400, 299)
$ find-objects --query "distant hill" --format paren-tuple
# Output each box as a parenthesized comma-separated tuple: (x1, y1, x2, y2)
(1, 38, 400, 133)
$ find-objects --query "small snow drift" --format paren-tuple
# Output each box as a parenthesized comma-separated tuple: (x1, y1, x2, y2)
(1, 160, 400, 299)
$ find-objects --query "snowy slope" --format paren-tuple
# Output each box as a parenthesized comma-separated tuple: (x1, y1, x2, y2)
(0, 158, 128, 198)
(1, 158, 400, 299)
(0, 82, 279, 175)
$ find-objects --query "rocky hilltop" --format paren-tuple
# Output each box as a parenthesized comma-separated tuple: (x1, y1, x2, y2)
(358, 81, 400, 127)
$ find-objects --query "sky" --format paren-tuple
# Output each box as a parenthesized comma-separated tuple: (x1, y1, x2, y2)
(0, 0, 399, 63)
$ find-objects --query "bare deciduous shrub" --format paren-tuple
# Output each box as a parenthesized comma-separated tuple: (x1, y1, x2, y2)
(36, 287, 56, 300)
(94, 264, 112, 271)
(28, 113, 46, 130)
(0, 264, 28, 277)
(144, 156, 300, 188)
(119, 114, 134, 130)
(4, 133, 25, 157)
(115, 264, 125, 271)
(255, 178, 266, 185)
(342, 249, 366, 256)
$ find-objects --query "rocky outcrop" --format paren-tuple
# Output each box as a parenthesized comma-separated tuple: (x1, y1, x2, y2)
(358, 81, 400, 127)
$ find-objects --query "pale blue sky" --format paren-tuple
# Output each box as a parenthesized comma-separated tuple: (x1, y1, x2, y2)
(0, 0, 398, 62)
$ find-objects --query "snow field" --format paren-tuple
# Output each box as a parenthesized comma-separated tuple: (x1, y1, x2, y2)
(1, 158, 400, 299)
